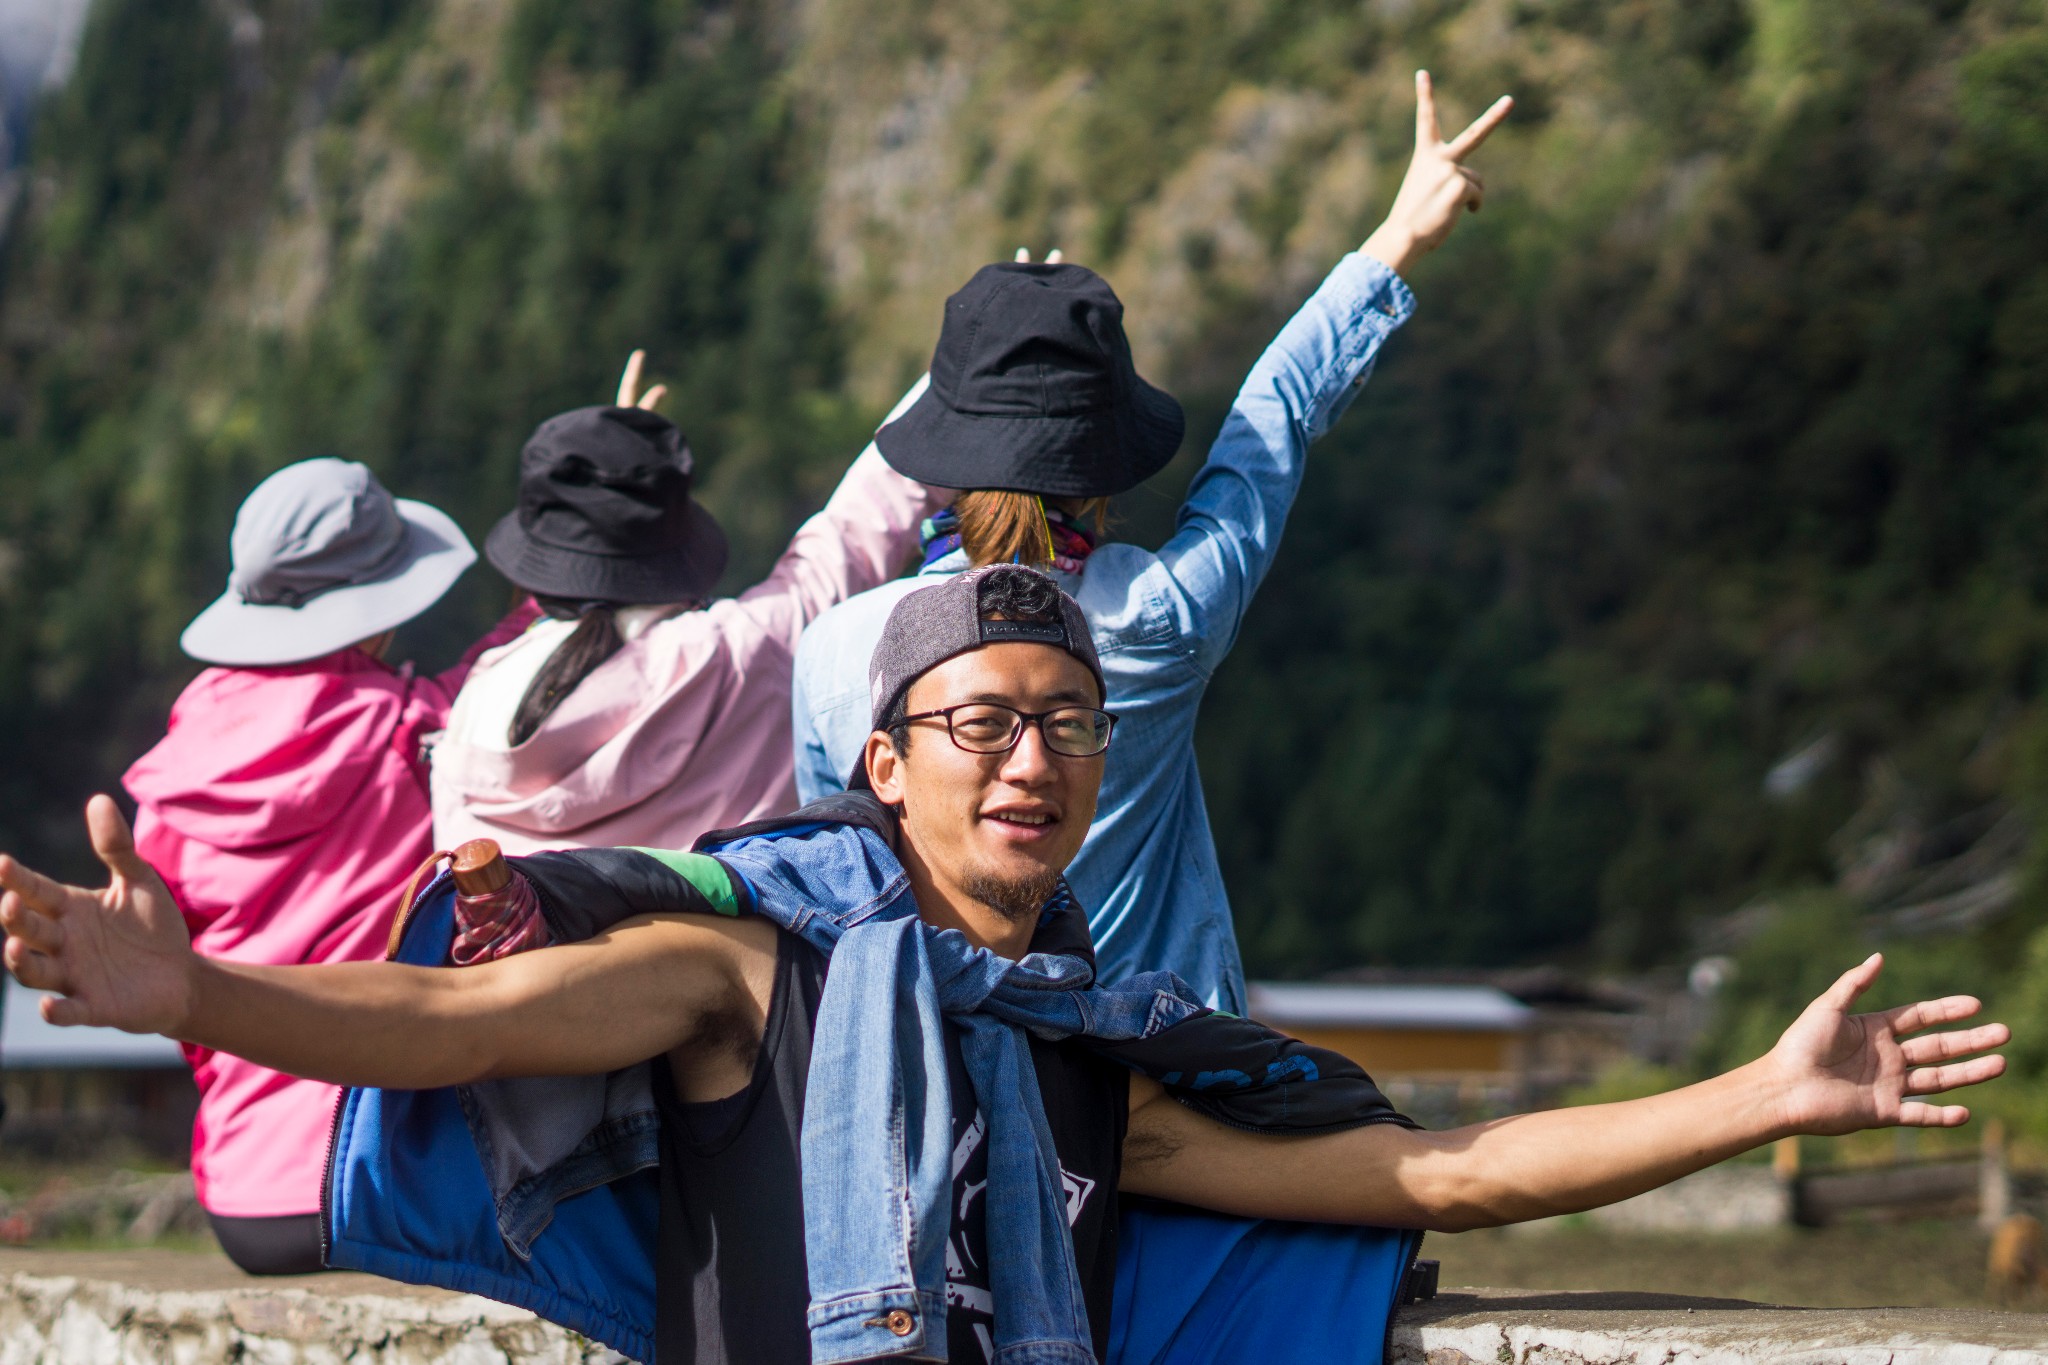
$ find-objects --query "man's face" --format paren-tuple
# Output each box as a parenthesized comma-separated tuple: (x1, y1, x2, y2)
(867, 642, 1104, 922)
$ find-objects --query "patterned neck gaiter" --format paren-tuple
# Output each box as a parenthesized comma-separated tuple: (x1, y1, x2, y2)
(920, 502, 1098, 574)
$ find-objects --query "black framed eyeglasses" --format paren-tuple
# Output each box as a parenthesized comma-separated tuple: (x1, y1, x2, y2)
(900, 702, 1118, 758)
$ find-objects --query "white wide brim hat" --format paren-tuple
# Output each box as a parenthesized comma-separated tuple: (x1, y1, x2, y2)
(180, 499, 477, 667)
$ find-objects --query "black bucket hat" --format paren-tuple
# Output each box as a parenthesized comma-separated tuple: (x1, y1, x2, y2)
(485, 405, 729, 604)
(875, 262, 1185, 498)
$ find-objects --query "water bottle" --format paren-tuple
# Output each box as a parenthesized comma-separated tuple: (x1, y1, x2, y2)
(450, 838, 550, 965)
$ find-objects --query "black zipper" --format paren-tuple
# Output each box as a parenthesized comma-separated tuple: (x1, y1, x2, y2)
(1385, 1228, 1428, 1361)
(316, 1077, 348, 1266)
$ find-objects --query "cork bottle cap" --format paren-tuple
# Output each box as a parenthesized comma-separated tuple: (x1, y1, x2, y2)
(451, 839, 511, 896)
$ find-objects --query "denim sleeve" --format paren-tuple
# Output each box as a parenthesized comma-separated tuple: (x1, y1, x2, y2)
(790, 632, 839, 804)
(1156, 252, 1414, 676)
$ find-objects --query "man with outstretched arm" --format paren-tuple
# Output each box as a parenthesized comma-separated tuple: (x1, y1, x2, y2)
(2, 566, 2009, 1365)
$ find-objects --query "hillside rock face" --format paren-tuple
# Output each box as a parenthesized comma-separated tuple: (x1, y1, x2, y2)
(2, 0, 2047, 1036)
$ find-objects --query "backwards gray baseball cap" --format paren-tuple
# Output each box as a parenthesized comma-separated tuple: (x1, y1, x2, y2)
(181, 458, 476, 666)
(851, 564, 1104, 790)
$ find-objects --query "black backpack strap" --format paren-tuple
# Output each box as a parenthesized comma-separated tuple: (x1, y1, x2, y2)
(519, 794, 901, 944)
(512, 847, 735, 944)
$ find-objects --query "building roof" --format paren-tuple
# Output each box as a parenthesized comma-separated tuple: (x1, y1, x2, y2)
(2, 984, 187, 1069)
(1248, 981, 1534, 1032)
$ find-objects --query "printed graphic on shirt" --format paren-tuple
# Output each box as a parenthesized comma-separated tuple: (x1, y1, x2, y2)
(947, 1099, 1099, 1364)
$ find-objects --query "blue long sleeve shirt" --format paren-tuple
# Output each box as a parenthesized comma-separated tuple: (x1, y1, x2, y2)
(790, 252, 1416, 1012)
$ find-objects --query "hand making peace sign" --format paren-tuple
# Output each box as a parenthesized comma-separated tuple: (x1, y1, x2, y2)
(615, 348, 668, 413)
(1362, 71, 1514, 275)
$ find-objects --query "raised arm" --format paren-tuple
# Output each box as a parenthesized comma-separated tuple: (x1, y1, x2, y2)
(1, 796, 751, 1089)
(1123, 955, 2008, 1230)
(1161, 72, 1512, 672)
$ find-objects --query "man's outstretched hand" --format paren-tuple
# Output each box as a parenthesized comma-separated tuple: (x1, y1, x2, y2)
(0, 795, 196, 1037)
(1361, 70, 1513, 276)
(1767, 953, 2008, 1135)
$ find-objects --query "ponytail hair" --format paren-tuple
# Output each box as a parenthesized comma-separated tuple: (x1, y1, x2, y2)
(508, 597, 625, 747)
(956, 490, 1108, 569)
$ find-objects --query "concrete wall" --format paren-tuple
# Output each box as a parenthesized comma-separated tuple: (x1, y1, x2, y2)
(1397, 1288, 2048, 1364)
(0, 1256, 624, 1365)
(4, 1253, 2046, 1364)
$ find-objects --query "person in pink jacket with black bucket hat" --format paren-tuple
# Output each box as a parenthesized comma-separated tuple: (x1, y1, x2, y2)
(123, 457, 534, 1275)
(428, 355, 943, 855)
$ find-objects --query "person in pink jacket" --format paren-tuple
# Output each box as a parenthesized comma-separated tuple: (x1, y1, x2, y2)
(430, 357, 942, 853)
(123, 457, 533, 1275)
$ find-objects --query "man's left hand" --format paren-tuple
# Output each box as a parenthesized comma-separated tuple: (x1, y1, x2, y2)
(1767, 953, 2008, 1134)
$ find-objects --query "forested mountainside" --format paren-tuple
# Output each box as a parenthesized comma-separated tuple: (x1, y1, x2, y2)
(3, 0, 2048, 1115)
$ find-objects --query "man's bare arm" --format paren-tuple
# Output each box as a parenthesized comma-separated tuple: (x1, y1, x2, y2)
(1121, 955, 2008, 1231)
(174, 917, 757, 1088)
(2, 795, 758, 1090)
(1122, 1066, 1785, 1230)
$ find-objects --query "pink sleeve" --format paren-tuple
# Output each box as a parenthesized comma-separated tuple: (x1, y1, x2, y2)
(734, 385, 949, 648)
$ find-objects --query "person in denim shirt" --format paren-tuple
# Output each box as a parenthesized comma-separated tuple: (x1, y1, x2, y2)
(792, 73, 1512, 1011)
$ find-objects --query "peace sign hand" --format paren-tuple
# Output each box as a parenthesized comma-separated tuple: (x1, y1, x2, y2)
(615, 349, 668, 413)
(1361, 71, 1513, 275)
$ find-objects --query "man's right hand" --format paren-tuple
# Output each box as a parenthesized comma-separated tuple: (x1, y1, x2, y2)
(7, 796, 763, 1090)
(1, 795, 196, 1037)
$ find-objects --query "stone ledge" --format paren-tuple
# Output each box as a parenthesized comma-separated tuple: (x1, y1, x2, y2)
(1396, 1288, 2048, 1364)
(0, 1250, 618, 1364)
(4, 1250, 2046, 1363)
